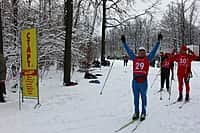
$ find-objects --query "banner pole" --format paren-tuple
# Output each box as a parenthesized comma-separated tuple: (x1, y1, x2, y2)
(18, 31, 22, 110)
(37, 28, 40, 106)
(34, 28, 41, 109)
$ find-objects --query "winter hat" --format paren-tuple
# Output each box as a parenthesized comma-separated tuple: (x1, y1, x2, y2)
(138, 47, 146, 51)
(181, 45, 188, 51)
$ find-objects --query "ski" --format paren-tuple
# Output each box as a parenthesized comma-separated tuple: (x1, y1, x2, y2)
(131, 120, 144, 132)
(160, 90, 163, 100)
(168, 78, 173, 101)
(165, 100, 177, 106)
(179, 101, 189, 109)
(156, 89, 169, 101)
(115, 119, 137, 132)
(154, 89, 168, 95)
(153, 89, 162, 95)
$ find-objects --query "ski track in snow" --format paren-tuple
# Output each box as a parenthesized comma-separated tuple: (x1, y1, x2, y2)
(0, 61, 200, 133)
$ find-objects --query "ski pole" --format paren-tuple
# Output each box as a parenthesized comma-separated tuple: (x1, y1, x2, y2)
(159, 35, 163, 100)
(169, 67, 174, 102)
(168, 78, 173, 101)
(150, 73, 159, 89)
(100, 60, 115, 95)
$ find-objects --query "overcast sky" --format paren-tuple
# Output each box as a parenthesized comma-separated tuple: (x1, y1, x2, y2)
(95, 0, 200, 35)
(134, 0, 172, 20)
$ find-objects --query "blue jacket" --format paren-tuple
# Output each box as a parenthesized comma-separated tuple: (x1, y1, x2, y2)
(123, 41, 160, 62)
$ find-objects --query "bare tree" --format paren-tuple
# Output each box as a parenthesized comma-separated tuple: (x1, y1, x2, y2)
(187, 0, 197, 45)
(160, 0, 200, 50)
(101, 0, 106, 62)
(0, 2, 3, 54)
(12, 0, 18, 47)
(64, 0, 73, 84)
(90, 0, 101, 35)
(101, 0, 161, 61)
(106, 16, 157, 57)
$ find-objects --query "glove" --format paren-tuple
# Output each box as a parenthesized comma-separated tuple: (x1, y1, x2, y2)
(188, 48, 194, 54)
(158, 33, 163, 41)
(172, 48, 176, 54)
(121, 35, 126, 43)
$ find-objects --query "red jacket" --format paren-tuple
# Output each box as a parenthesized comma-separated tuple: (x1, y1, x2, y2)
(133, 57, 149, 82)
(173, 53, 196, 76)
(161, 55, 174, 69)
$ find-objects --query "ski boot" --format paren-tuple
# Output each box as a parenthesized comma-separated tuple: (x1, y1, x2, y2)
(158, 88, 163, 92)
(132, 113, 139, 120)
(177, 93, 183, 102)
(140, 114, 146, 121)
(0, 95, 5, 103)
(167, 88, 170, 94)
(185, 94, 190, 102)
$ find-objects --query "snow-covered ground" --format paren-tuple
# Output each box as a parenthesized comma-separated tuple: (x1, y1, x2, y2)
(1, 60, 200, 133)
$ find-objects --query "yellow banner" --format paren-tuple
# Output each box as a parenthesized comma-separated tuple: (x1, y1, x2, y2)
(21, 28, 38, 98)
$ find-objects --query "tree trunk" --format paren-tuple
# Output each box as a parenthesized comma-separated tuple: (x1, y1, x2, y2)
(90, 0, 99, 35)
(44, 0, 47, 13)
(64, 0, 73, 84)
(177, 3, 181, 48)
(146, 35, 149, 53)
(0, 2, 3, 54)
(49, 0, 51, 21)
(39, 0, 42, 22)
(134, 19, 138, 53)
(12, 0, 18, 47)
(28, 0, 32, 8)
(74, 0, 82, 28)
(101, 0, 106, 61)
(48, 0, 52, 27)
(199, 33, 200, 56)
(189, 2, 195, 45)
(181, 0, 185, 45)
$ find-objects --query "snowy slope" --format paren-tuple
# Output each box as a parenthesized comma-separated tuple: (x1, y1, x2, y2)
(0, 60, 200, 133)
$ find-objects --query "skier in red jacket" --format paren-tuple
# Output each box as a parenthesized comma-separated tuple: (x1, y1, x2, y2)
(173, 45, 196, 101)
(160, 52, 174, 93)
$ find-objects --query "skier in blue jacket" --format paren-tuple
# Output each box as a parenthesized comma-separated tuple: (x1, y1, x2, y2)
(121, 34, 162, 121)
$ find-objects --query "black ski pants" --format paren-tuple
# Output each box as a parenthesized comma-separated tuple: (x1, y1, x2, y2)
(161, 68, 170, 89)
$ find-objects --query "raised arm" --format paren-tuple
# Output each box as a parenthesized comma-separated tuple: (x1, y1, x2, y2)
(147, 41, 160, 62)
(188, 49, 197, 61)
(121, 35, 136, 60)
(148, 33, 163, 62)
